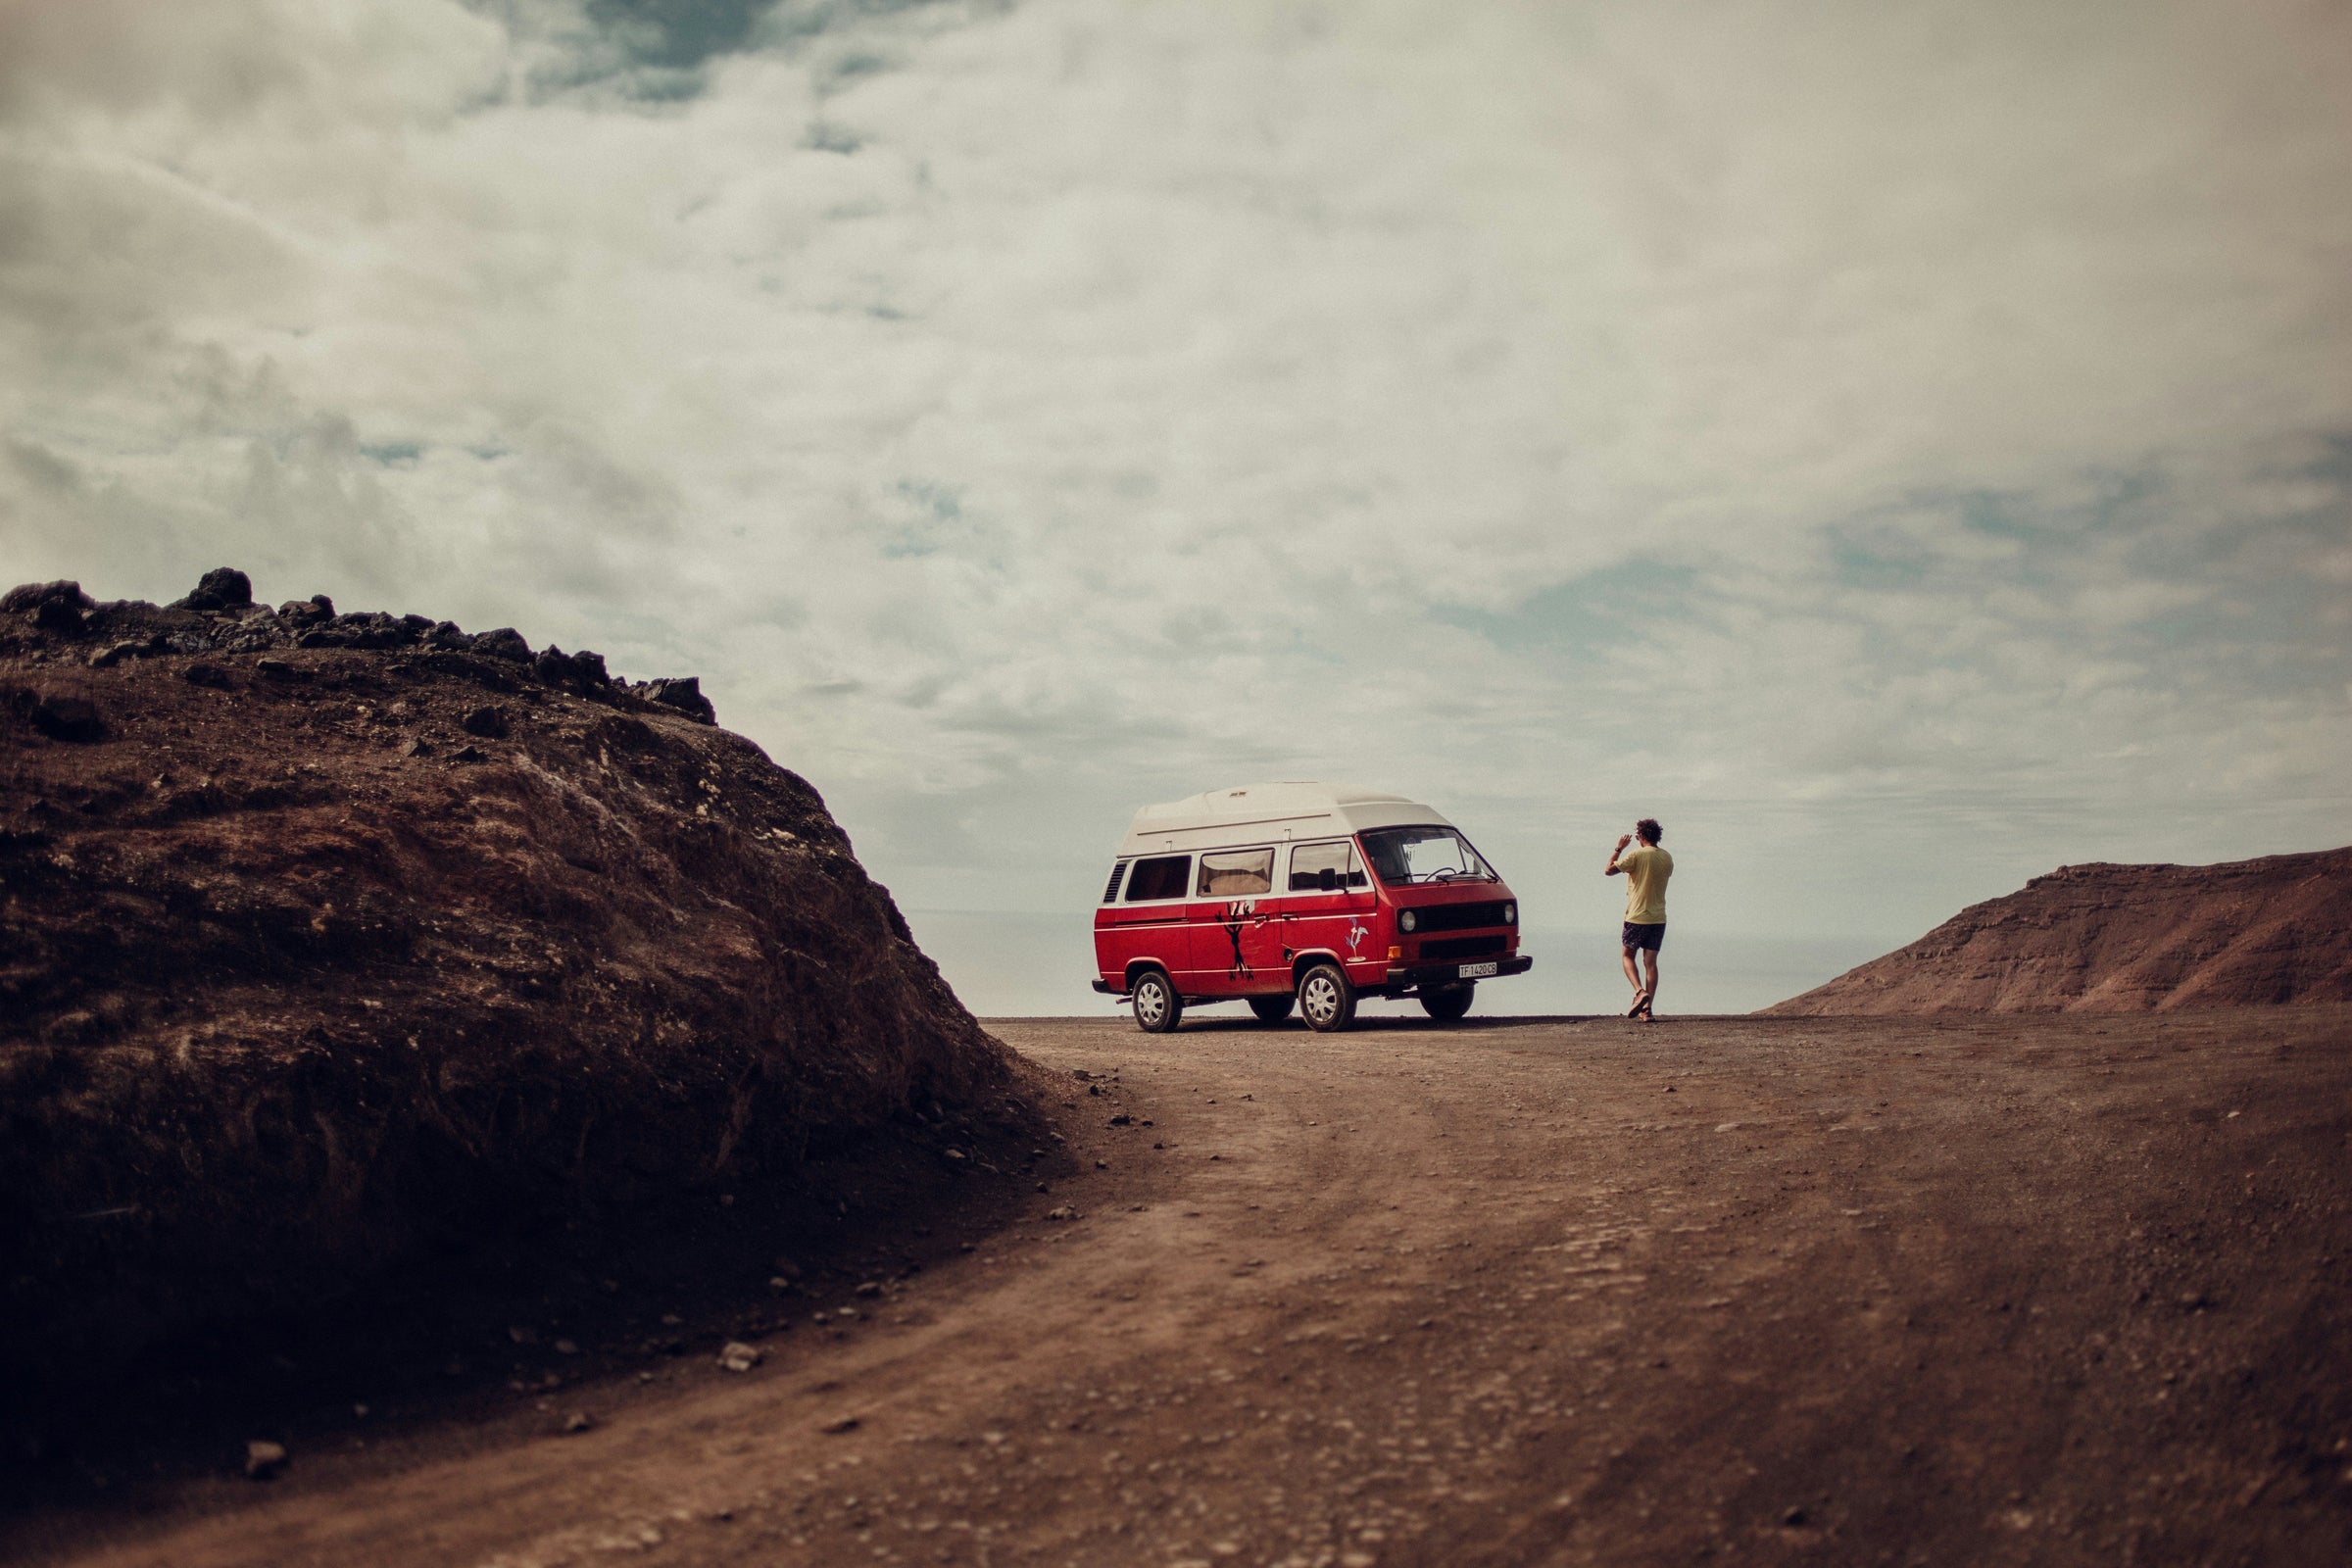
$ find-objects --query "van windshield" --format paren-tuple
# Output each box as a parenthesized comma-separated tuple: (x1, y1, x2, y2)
(1358, 826, 1494, 886)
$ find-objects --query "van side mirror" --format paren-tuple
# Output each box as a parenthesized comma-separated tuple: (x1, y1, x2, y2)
(1317, 867, 1338, 891)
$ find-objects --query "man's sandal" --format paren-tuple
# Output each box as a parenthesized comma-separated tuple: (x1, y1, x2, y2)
(1625, 990, 1650, 1018)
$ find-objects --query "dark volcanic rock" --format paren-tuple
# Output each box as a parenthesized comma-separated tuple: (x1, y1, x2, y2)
(638, 676, 716, 725)
(173, 567, 254, 612)
(2, 580, 92, 616)
(0, 573, 1030, 1385)
(1767, 847, 2352, 1014)
(471, 626, 532, 662)
(26, 694, 104, 742)
(461, 703, 510, 738)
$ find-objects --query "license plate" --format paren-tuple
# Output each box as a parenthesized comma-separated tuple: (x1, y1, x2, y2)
(1457, 961, 1498, 979)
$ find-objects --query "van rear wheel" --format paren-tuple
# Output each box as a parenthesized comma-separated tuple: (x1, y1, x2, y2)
(1131, 970, 1183, 1033)
(1248, 995, 1295, 1024)
(1297, 962, 1356, 1033)
(1419, 982, 1474, 1021)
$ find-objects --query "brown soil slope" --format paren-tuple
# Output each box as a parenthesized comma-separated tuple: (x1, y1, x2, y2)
(23, 1010, 2352, 1568)
(1769, 847, 2352, 1014)
(0, 572, 1030, 1386)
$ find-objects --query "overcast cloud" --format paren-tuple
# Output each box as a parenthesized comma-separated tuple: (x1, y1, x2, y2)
(4, 0, 2347, 1009)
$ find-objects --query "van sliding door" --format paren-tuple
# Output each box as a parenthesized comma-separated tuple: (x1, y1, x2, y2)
(1186, 847, 1279, 996)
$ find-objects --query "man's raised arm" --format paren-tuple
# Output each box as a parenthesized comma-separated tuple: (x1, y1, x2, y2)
(1604, 833, 1632, 877)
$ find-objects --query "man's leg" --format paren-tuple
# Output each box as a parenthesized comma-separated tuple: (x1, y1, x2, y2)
(1621, 943, 1643, 997)
(1639, 948, 1660, 1014)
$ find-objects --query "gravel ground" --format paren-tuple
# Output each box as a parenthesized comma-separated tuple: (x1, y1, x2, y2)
(21, 1005, 2352, 1568)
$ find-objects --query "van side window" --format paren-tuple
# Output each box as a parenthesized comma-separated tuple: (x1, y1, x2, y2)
(1102, 861, 1127, 903)
(1124, 854, 1192, 902)
(1289, 840, 1367, 892)
(1197, 848, 1274, 897)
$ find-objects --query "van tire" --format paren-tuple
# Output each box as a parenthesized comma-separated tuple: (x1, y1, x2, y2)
(1297, 962, 1355, 1033)
(1131, 969, 1183, 1033)
(1419, 982, 1474, 1021)
(1248, 994, 1295, 1025)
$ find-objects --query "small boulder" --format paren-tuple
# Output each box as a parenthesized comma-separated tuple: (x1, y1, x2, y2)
(462, 705, 510, 739)
(535, 646, 612, 690)
(244, 1440, 287, 1480)
(277, 597, 333, 629)
(298, 612, 410, 651)
(471, 626, 532, 662)
(176, 568, 254, 613)
(87, 641, 147, 669)
(30, 695, 103, 743)
(32, 598, 87, 634)
(716, 1342, 763, 1373)
(638, 677, 715, 724)
(3, 580, 92, 615)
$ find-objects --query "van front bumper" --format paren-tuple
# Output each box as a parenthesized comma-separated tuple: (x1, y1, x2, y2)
(1381, 954, 1532, 997)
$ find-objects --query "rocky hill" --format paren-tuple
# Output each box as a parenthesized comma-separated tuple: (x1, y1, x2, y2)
(1767, 847, 2352, 1014)
(0, 571, 1036, 1386)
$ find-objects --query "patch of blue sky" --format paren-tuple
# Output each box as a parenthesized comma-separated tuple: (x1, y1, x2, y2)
(584, 0, 770, 71)
(878, 480, 958, 558)
(1431, 560, 1697, 662)
(757, 0, 951, 56)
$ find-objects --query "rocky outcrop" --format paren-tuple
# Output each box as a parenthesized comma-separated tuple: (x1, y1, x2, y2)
(1, 572, 1032, 1383)
(1766, 847, 2352, 1014)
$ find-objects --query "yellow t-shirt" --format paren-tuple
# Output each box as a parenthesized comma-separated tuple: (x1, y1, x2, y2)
(1620, 844, 1672, 924)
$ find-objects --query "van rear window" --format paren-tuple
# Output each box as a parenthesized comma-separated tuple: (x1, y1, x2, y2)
(1197, 848, 1273, 897)
(1124, 854, 1191, 902)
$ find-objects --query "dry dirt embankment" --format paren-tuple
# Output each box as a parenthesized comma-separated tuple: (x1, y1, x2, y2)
(1769, 847, 2352, 1014)
(0, 572, 1041, 1398)
(21, 1009, 2352, 1568)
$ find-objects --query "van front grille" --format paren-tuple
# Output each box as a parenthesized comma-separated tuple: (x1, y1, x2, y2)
(1413, 901, 1510, 933)
(1421, 934, 1507, 961)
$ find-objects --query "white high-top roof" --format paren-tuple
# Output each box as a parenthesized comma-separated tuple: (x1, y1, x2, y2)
(1116, 781, 1451, 856)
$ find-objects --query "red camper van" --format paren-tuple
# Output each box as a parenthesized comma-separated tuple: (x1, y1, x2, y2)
(1091, 782, 1533, 1033)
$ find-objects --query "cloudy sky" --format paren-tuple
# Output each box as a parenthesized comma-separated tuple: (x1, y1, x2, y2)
(4, 0, 2347, 1011)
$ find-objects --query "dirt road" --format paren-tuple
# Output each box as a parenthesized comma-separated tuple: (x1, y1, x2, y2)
(24, 1007, 2352, 1567)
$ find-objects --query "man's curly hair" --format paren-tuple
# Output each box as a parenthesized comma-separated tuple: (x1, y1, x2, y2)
(1636, 818, 1663, 845)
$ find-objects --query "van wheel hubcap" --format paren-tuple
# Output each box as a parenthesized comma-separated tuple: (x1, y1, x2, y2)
(1137, 981, 1167, 1025)
(1301, 976, 1338, 1023)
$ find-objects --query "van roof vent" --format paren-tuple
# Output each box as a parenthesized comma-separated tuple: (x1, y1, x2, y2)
(1101, 861, 1127, 904)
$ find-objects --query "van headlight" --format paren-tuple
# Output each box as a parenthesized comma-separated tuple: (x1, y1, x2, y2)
(1503, 902, 1516, 925)
(1398, 909, 1417, 933)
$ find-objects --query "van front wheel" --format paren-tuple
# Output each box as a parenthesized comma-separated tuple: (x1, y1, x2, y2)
(1297, 962, 1356, 1033)
(1131, 970, 1183, 1033)
(1419, 982, 1474, 1021)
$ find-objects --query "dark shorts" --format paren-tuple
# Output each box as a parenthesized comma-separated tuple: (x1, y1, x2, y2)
(1622, 921, 1665, 952)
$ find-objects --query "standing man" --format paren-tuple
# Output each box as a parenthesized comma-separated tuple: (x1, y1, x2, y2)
(1605, 818, 1672, 1018)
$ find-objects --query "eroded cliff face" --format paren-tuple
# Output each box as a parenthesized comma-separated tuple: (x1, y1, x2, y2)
(1767, 848, 2352, 1014)
(0, 574, 1033, 1379)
